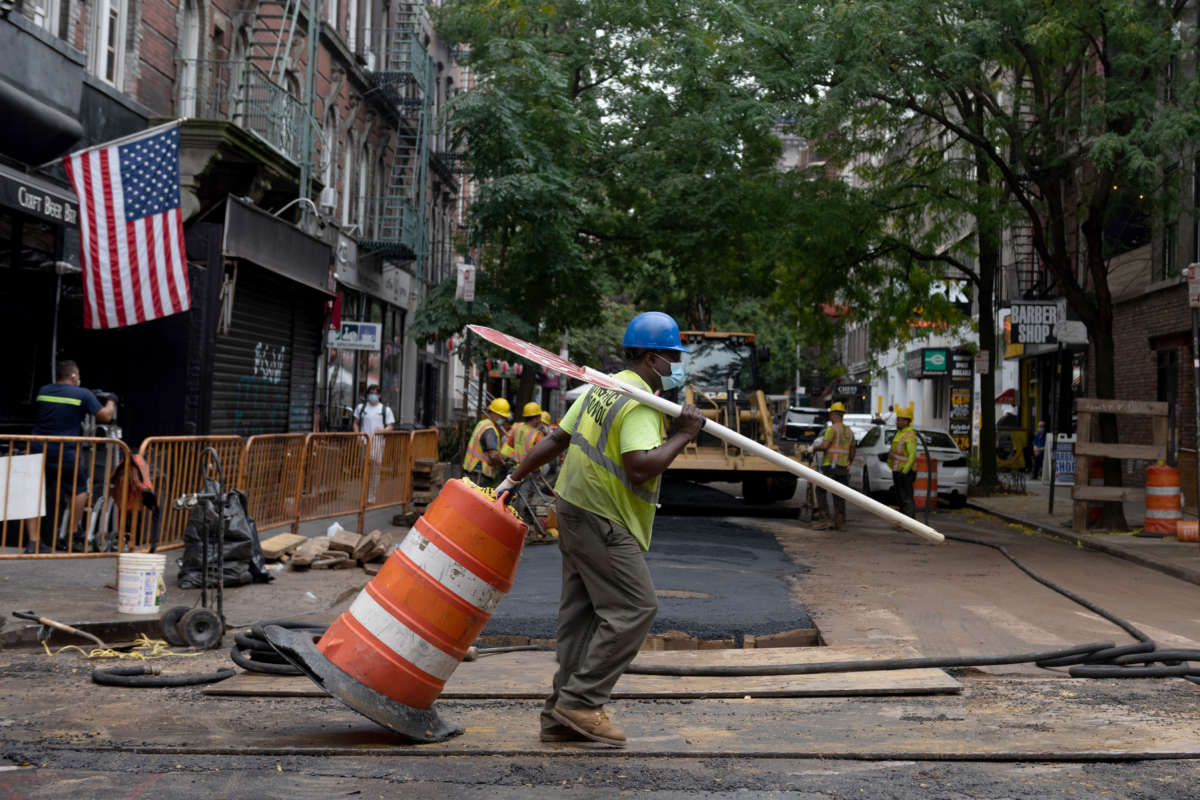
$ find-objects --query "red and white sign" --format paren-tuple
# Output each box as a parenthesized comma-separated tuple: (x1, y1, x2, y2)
(468, 325, 624, 392)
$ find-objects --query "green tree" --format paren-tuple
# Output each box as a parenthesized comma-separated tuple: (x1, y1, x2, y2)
(747, 0, 1200, 520)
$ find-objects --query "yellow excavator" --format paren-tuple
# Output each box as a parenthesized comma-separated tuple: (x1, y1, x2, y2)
(668, 330, 804, 504)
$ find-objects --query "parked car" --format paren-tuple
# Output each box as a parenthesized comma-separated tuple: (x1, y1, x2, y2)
(781, 406, 829, 445)
(850, 426, 969, 507)
(841, 413, 882, 442)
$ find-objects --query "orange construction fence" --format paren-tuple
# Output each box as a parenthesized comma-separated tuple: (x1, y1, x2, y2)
(240, 434, 307, 531)
(135, 436, 244, 551)
(0, 435, 134, 558)
(3, 428, 442, 557)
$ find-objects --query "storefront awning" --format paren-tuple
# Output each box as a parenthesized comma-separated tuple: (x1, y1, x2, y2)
(222, 195, 333, 295)
(0, 162, 79, 227)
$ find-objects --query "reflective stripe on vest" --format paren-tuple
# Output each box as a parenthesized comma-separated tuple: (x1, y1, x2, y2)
(568, 388, 659, 505)
(824, 423, 853, 467)
(463, 418, 500, 478)
(513, 422, 542, 463)
(888, 429, 916, 472)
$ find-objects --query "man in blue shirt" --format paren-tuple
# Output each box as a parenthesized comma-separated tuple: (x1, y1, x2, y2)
(27, 361, 116, 551)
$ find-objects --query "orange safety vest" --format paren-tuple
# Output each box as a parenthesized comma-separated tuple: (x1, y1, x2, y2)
(463, 417, 501, 478)
(823, 423, 854, 467)
(888, 428, 918, 473)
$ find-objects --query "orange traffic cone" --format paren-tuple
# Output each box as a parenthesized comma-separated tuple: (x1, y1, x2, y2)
(266, 478, 527, 742)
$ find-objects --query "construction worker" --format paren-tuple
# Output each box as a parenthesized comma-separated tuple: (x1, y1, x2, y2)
(810, 401, 855, 530)
(462, 397, 512, 488)
(497, 311, 705, 748)
(889, 404, 919, 518)
(502, 401, 545, 465)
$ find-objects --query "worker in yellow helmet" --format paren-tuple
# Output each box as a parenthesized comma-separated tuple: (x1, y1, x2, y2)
(888, 404, 919, 518)
(809, 401, 856, 530)
(502, 401, 546, 466)
(463, 397, 512, 487)
(497, 311, 704, 748)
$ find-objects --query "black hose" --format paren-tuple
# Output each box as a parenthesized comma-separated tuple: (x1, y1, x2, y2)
(92, 664, 235, 687)
(626, 533, 1196, 683)
(230, 621, 327, 675)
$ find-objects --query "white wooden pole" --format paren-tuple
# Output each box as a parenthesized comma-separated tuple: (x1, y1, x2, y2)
(584, 368, 945, 544)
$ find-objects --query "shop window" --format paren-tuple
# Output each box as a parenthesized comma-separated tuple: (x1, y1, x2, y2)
(21, 219, 56, 262)
(0, 212, 13, 268)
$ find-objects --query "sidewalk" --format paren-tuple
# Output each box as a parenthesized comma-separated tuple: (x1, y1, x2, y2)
(968, 479, 1200, 588)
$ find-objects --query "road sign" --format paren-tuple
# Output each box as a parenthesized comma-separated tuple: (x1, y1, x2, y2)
(455, 262, 476, 302)
(975, 349, 990, 374)
(1187, 263, 1200, 308)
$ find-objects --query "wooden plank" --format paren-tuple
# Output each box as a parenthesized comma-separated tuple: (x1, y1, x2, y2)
(1071, 486, 1144, 503)
(1074, 442, 1165, 461)
(1073, 451, 1090, 531)
(1075, 398, 1168, 417)
(259, 533, 307, 560)
(1153, 413, 1169, 449)
(206, 646, 960, 699)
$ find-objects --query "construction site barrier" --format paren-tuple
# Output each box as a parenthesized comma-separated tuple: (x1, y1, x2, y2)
(0, 435, 133, 558)
(294, 432, 369, 534)
(410, 427, 439, 462)
(365, 430, 412, 513)
(135, 436, 244, 551)
(1144, 464, 1181, 536)
(914, 454, 938, 510)
(240, 434, 307, 531)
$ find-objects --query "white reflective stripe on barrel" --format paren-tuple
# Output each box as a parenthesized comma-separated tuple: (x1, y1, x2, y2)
(1145, 509, 1182, 519)
(1146, 486, 1180, 496)
(399, 530, 505, 613)
(347, 589, 460, 680)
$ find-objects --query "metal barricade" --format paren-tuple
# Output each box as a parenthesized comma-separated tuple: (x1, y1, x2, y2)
(0, 435, 133, 558)
(410, 427, 439, 462)
(294, 433, 369, 533)
(240, 434, 306, 532)
(365, 430, 412, 512)
(135, 436, 245, 551)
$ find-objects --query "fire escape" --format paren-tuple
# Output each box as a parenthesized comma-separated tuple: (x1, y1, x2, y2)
(363, 2, 433, 279)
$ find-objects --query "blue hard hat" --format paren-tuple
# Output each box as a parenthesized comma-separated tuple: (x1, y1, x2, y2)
(622, 311, 691, 353)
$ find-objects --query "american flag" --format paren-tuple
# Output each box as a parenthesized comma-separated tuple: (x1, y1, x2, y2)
(63, 122, 191, 329)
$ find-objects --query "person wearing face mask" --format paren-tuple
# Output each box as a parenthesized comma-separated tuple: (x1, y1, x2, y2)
(496, 311, 705, 748)
(28, 360, 116, 552)
(352, 384, 396, 437)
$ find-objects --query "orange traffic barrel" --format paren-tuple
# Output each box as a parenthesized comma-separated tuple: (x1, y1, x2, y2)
(1144, 465, 1181, 536)
(1087, 459, 1104, 525)
(914, 454, 938, 510)
(265, 478, 527, 742)
(1177, 520, 1199, 542)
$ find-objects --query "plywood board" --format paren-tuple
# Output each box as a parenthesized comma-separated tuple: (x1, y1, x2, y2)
(206, 645, 960, 699)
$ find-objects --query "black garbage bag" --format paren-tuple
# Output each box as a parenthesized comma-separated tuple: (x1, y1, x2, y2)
(177, 480, 273, 589)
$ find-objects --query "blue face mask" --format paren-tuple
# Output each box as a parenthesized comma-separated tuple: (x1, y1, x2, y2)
(654, 354, 687, 391)
(367, 393, 380, 404)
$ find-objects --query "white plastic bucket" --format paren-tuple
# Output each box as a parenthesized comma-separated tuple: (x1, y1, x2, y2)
(117, 553, 167, 614)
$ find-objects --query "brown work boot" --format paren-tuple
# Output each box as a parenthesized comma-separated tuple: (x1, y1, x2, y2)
(540, 721, 588, 743)
(810, 518, 833, 530)
(551, 705, 626, 747)
(834, 511, 846, 530)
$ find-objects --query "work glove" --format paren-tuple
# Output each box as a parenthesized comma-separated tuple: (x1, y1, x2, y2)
(495, 474, 519, 504)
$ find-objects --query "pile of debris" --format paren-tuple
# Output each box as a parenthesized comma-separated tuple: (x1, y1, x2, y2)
(259, 529, 393, 575)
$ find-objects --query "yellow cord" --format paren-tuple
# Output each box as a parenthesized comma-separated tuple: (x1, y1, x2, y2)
(41, 632, 206, 661)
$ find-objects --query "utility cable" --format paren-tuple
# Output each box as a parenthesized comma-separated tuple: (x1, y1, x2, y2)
(627, 533, 1200, 684)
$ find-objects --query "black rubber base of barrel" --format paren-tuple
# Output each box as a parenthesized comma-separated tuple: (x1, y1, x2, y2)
(263, 625, 463, 744)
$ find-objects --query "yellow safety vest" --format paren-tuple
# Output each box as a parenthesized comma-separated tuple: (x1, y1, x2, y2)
(888, 427, 918, 473)
(512, 422, 543, 464)
(822, 423, 854, 467)
(463, 417, 501, 478)
(555, 378, 663, 550)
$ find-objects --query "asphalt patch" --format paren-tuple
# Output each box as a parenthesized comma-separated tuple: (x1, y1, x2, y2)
(483, 515, 812, 642)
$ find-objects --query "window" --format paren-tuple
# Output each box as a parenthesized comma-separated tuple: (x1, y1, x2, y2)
(27, 0, 61, 37)
(357, 142, 369, 228)
(320, 107, 337, 190)
(1161, 220, 1179, 281)
(931, 378, 948, 420)
(348, 0, 357, 51)
(1157, 349, 1179, 404)
(178, 0, 201, 117)
(90, 0, 128, 86)
(326, 0, 338, 28)
(341, 133, 355, 226)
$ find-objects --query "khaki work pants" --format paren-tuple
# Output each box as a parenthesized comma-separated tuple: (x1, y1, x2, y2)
(540, 498, 658, 726)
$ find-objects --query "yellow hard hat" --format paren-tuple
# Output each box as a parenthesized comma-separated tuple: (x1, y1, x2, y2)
(522, 401, 543, 418)
(488, 397, 513, 419)
(894, 402, 914, 420)
(541, 411, 552, 425)
(829, 402, 846, 413)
